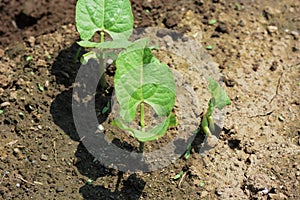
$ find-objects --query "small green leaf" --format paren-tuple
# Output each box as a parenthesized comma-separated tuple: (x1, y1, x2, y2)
(173, 170, 184, 180)
(76, 0, 133, 41)
(30, 71, 34, 76)
(0, 110, 3, 115)
(26, 56, 33, 61)
(37, 83, 44, 92)
(208, 19, 217, 25)
(184, 144, 192, 159)
(235, 2, 241, 10)
(208, 78, 230, 110)
(18, 112, 24, 116)
(38, 84, 44, 91)
(102, 102, 110, 114)
(87, 179, 93, 185)
(199, 182, 205, 187)
(206, 45, 213, 50)
(278, 114, 284, 122)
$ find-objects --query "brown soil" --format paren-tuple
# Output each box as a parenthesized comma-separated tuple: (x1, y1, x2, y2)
(0, 0, 299, 199)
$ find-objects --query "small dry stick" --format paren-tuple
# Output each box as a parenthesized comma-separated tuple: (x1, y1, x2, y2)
(15, 174, 43, 186)
(178, 171, 187, 187)
(52, 138, 58, 164)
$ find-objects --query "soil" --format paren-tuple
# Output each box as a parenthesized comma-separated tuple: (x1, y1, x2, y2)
(0, 0, 299, 199)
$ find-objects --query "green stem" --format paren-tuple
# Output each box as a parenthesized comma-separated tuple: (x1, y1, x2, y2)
(139, 102, 145, 153)
(100, 31, 105, 43)
(99, 31, 106, 88)
(201, 115, 212, 137)
(140, 102, 145, 129)
(207, 115, 215, 133)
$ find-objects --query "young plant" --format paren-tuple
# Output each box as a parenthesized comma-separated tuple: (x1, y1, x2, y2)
(75, 0, 177, 151)
(201, 77, 231, 137)
(182, 78, 230, 161)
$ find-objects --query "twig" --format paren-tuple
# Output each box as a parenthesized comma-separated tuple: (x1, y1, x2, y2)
(5, 140, 18, 147)
(15, 174, 43, 186)
(178, 171, 187, 187)
(52, 138, 58, 164)
(270, 72, 283, 104)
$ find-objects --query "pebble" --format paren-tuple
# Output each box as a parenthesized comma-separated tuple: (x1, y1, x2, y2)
(267, 26, 278, 34)
(13, 148, 21, 154)
(291, 31, 299, 39)
(41, 154, 48, 161)
(268, 193, 288, 199)
(215, 22, 229, 34)
(207, 135, 219, 147)
(56, 186, 64, 192)
(0, 102, 10, 107)
(10, 91, 18, 101)
(200, 191, 209, 197)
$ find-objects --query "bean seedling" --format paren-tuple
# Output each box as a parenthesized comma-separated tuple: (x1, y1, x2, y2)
(75, 0, 177, 152)
(201, 77, 230, 136)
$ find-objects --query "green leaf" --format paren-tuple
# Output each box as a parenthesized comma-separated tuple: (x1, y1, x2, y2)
(77, 40, 132, 49)
(173, 170, 184, 180)
(206, 45, 213, 50)
(208, 19, 217, 25)
(114, 40, 176, 122)
(112, 114, 176, 142)
(76, 0, 133, 41)
(37, 83, 44, 92)
(0, 110, 3, 115)
(208, 77, 231, 110)
(184, 144, 192, 159)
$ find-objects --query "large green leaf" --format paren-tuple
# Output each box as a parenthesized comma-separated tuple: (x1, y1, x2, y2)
(112, 114, 177, 142)
(114, 40, 176, 122)
(76, 0, 133, 41)
(208, 77, 231, 110)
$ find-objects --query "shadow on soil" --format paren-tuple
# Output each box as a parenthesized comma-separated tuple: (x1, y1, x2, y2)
(50, 43, 146, 199)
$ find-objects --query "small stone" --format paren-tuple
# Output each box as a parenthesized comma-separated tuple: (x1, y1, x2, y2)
(215, 22, 229, 34)
(13, 148, 21, 154)
(291, 31, 299, 39)
(267, 26, 278, 34)
(0, 102, 10, 107)
(28, 36, 35, 47)
(207, 135, 218, 147)
(56, 186, 64, 192)
(269, 61, 278, 71)
(201, 191, 209, 197)
(268, 193, 288, 199)
(41, 154, 48, 161)
(9, 91, 18, 101)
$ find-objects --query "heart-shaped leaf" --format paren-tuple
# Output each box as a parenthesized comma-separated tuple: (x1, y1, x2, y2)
(76, 0, 133, 41)
(114, 39, 176, 122)
(208, 77, 231, 110)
